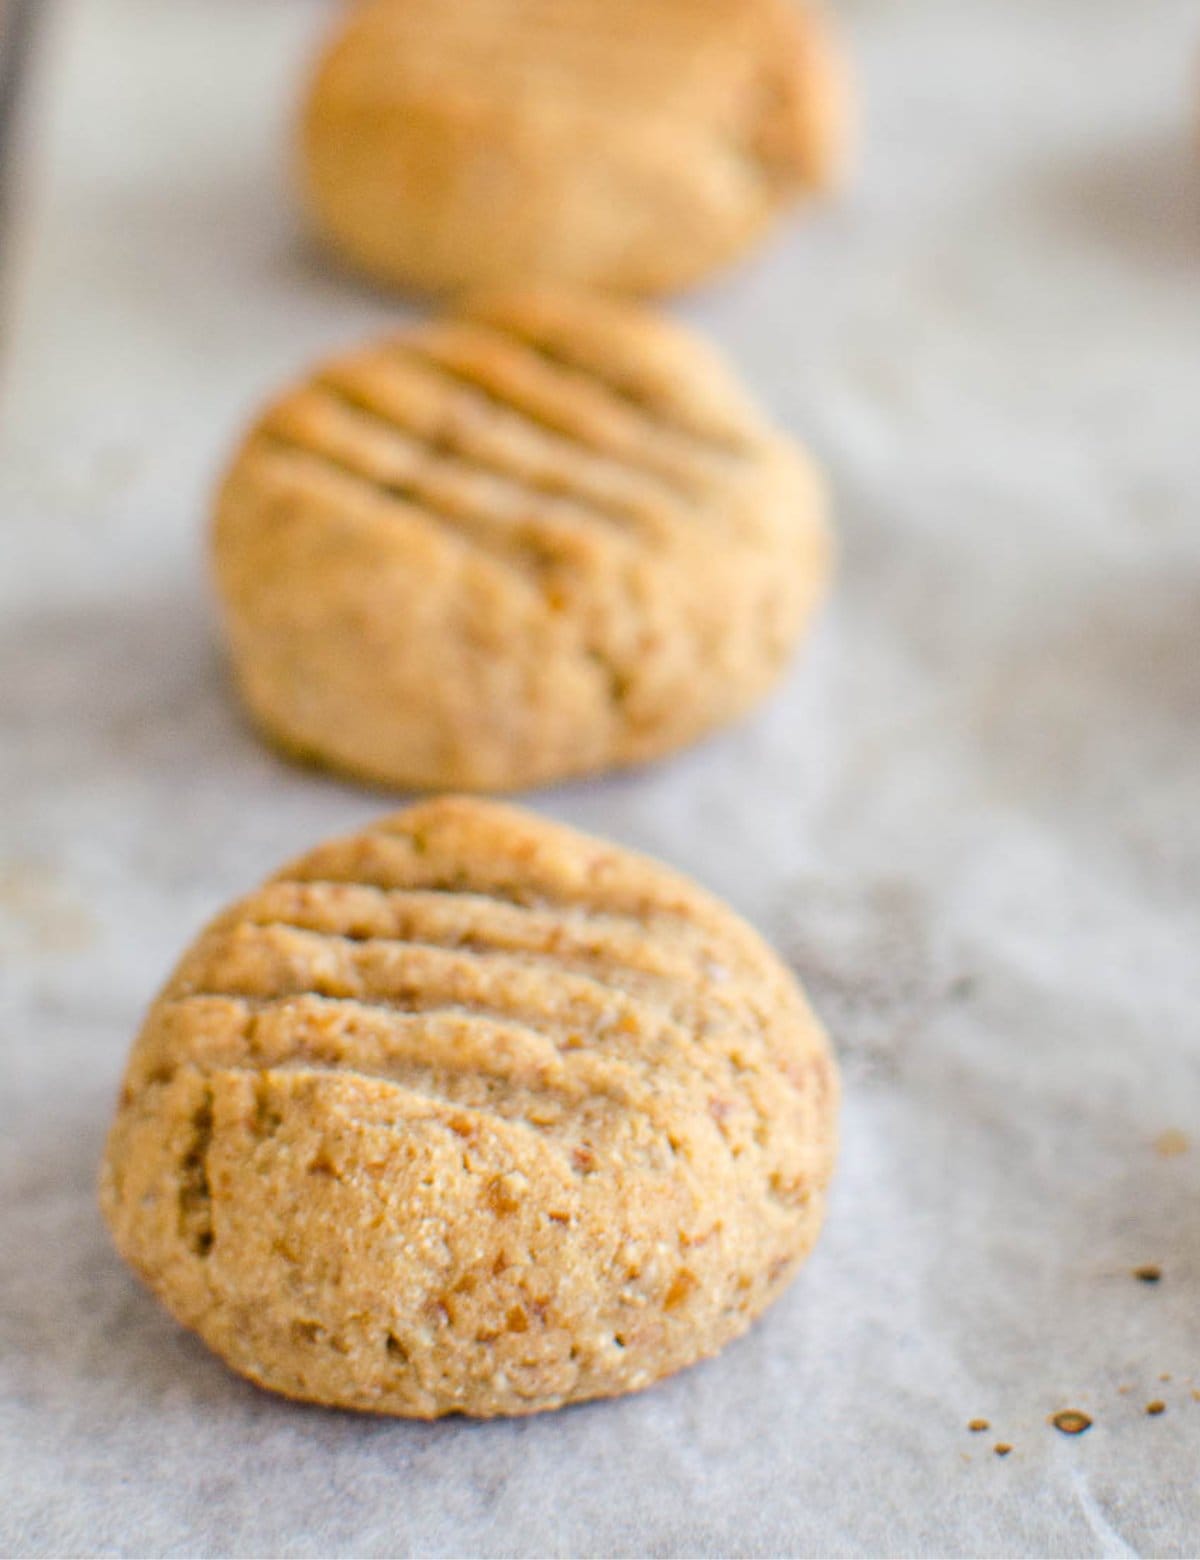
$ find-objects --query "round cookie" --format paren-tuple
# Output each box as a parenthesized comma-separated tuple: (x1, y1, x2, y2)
(99, 798, 839, 1418)
(212, 289, 832, 792)
(299, 0, 849, 297)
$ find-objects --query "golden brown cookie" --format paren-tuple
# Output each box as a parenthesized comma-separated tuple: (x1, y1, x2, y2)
(211, 289, 832, 792)
(100, 797, 839, 1418)
(299, 0, 849, 297)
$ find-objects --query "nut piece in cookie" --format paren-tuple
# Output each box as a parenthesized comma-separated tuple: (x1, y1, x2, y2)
(299, 0, 850, 296)
(211, 288, 832, 792)
(99, 798, 839, 1418)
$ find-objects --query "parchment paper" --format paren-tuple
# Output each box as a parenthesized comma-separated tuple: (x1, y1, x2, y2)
(2, 1, 1199, 1554)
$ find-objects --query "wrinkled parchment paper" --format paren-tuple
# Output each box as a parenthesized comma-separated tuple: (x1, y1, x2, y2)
(2, 1, 1198, 1553)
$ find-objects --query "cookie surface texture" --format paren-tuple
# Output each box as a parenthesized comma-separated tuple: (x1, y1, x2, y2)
(100, 798, 839, 1418)
(212, 289, 832, 792)
(299, 0, 848, 296)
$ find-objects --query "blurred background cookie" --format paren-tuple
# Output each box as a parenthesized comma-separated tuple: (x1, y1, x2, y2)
(299, 0, 850, 296)
(212, 288, 832, 792)
(99, 797, 840, 1418)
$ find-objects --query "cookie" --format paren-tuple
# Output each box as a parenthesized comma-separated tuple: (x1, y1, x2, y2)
(211, 288, 832, 792)
(299, 0, 849, 297)
(99, 798, 839, 1418)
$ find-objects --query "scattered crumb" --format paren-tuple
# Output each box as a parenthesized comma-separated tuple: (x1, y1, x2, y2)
(1049, 1410, 1092, 1436)
(994, 1443, 1012, 1458)
(1159, 1373, 1171, 1383)
(1133, 1265, 1162, 1283)
(1118, 1384, 1133, 1396)
(0, 862, 97, 953)
(1146, 1401, 1166, 1416)
(1192, 1390, 1200, 1403)
(1154, 1129, 1189, 1158)
(968, 1418, 990, 1433)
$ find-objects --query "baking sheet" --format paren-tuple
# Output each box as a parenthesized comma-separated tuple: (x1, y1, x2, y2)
(2, 1, 1199, 1554)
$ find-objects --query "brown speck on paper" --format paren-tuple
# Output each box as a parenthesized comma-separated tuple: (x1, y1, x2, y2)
(1154, 1129, 1189, 1158)
(1133, 1264, 1162, 1283)
(994, 1443, 1012, 1458)
(1049, 1410, 1092, 1436)
(968, 1418, 990, 1433)
(1146, 1400, 1166, 1416)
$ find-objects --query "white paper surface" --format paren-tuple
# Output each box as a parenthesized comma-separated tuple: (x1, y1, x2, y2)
(2, 1, 1199, 1554)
